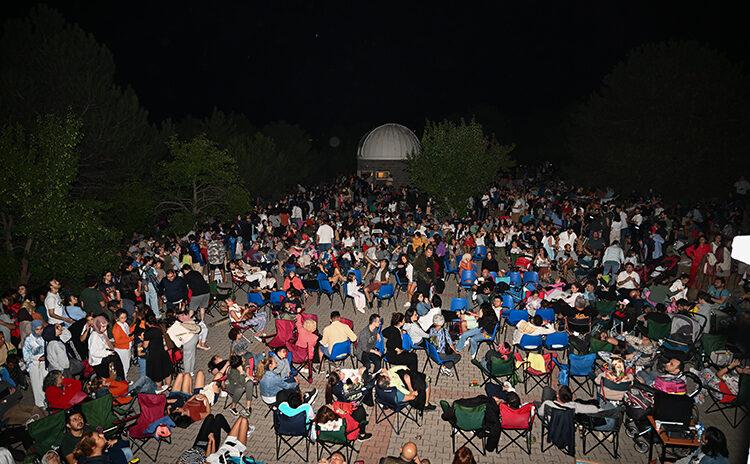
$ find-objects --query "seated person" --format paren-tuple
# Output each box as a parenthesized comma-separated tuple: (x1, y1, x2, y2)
(319, 311, 357, 361)
(227, 328, 260, 369)
(227, 300, 268, 334)
(637, 357, 685, 392)
(364, 259, 391, 307)
(375, 366, 436, 411)
(383, 312, 419, 372)
(60, 409, 132, 464)
(177, 413, 231, 464)
(471, 268, 496, 306)
(278, 388, 317, 438)
(282, 270, 307, 296)
(694, 359, 750, 403)
(482, 341, 513, 371)
(345, 272, 368, 313)
(380, 441, 431, 464)
(325, 368, 371, 405)
(270, 346, 297, 381)
(314, 401, 371, 442)
(594, 356, 633, 401)
(224, 355, 253, 416)
(257, 356, 316, 406)
(512, 314, 556, 345)
(536, 385, 602, 418)
(427, 314, 462, 377)
(205, 416, 252, 464)
(43, 370, 87, 410)
(564, 296, 597, 334)
(455, 303, 498, 358)
(356, 314, 383, 373)
(417, 295, 443, 332)
(73, 430, 134, 464)
(403, 308, 429, 348)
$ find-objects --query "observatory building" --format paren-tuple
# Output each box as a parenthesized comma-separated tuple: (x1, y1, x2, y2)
(357, 123, 420, 186)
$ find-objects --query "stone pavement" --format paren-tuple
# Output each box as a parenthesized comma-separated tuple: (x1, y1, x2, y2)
(73, 279, 750, 463)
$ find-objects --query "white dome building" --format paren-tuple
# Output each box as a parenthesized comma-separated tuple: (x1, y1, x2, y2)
(357, 123, 420, 185)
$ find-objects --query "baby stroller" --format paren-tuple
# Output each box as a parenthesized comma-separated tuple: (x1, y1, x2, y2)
(623, 372, 702, 454)
(658, 312, 707, 367)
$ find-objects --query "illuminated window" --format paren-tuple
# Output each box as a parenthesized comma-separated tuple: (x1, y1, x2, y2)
(375, 170, 391, 180)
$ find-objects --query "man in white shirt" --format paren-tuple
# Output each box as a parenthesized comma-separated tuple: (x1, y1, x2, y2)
(316, 219, 335, 252)
(602, 240, 625, 279)
(616, 263, 640, 296)
(45, 278, 74, 327)
(557, 227, 577, 252)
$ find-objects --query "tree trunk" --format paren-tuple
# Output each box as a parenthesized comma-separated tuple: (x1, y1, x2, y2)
(18, 237, 33, 285)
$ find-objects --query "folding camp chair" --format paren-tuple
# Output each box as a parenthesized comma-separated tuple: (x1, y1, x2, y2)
(471, 355, 519, 387)
(83, 394, 135, 439)
(422, 340, 459, 385)
(704, 373, 749, 427)
(501, 309, 528, 341)
(521, 352, 556, 394)
(440, 400, 487, 456)
(246, 291, 267, 308)
(376, 284, 397, 309)
(231, 274, 253, 294)
(536, 307, 555, 323)
(315, 421, 359, 463)
(273, 409, 312, 461)
(473, 246, 488, 261)
(319, 340, 354, 373)
(128, 393, 171, 462)
(26, 410, 65, 458)
(264, 319, 295, 349)
(543, 331, 570, 359)
(287, 341, 314, 384)
(647, 320, 671, 341)
(567, 352, 597, 397)
(374, 387, 421, 435)
(577, 405, 624, 459)
(269, 290, 287, 312)
(540, 404, 575, 455)
(498, 402, 535, 455)
(207, 281, 233, 317)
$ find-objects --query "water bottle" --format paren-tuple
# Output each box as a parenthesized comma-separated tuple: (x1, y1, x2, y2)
(695, 422, 704, 442)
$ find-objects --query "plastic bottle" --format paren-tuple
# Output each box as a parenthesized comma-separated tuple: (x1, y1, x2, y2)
(695, 422, 704, 442)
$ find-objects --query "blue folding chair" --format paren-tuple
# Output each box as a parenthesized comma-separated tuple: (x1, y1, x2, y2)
(422, 340, 459, 385)
(269, 290, 287, 310)
(568, 353, 597, 397)
(543, 332, 569, 359)
(536, 308, 555, 323)
(347, 269, 362, 284)
(517, 334, 543, 353)
(473, 246, 487, 261)
(377, 284, 396, 309)
(317, 273, 342, 307)
(489, 271, 498, 282)
(443, 257, 459, 283)
(319, 340, 354, 373)
(394, 272, 409, 299)
(460, 270, 477, 294)
(450, 297, 470, 312)
(507, 271, 522, 288)
(247, 292, 267, 308)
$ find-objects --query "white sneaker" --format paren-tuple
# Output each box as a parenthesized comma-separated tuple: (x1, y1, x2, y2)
(441, 367, 453, 377)
(155, 385, 169, 394)
(403, 302, 411, 308)
(219, 390, 228, 398)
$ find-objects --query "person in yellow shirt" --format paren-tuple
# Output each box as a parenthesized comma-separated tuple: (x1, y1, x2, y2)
(319, 311, 357, 361)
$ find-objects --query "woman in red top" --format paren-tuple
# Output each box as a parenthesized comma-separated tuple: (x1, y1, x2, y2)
(43, 370, 87, 410)
(685, 236, 712, 288)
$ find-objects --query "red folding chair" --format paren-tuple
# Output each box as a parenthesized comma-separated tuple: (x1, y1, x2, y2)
(498, 402, 535, 455)
(264, 319, 295, 349)
(287, 341, 314, 383)
(340, 317, 354, 331)
(128, 394, 171, 462)
(520, 352, 556, 394)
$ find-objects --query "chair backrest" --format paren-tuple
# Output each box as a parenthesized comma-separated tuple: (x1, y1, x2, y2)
(490, 355, 516, 376)
(536, 308, 555, 323)
(500, 403, 534, 430)
(648, 321, 671, 340)
(569, 353, 597, 376)
(328, 340, 351, 360)
(129, 394, 167, 439)
(425, 340, 443, 364)
(733, 375, 750, 406)
(589, 338, 613, 353)
(460, 270, 477, 287)
(519, 334, 543, 350)
(270, 290, 287, 305)
(340, 317, 354, 330)
(450, 297, 469, 312)
(507, 309, 529, 326)
(316, 421, 348, 444)
(454, 402, 487, 431)
(348, 269, 362, 284)
(82, 394, 117, 431)
(523, 271, 539, 284)
(444, 257, 458, 274)
(496, 276, 511, 286)
(526, 352, 554, 374)
(247, 292, 266, 307)
(375, 386, 402, 410)
(394, 271, 406, 286)
(544, 331, 569, 349)
(401, 332, 414, 351)
(27, 410, 65, 455)
(267, 319, 296, 348)
(501, 294, 515, 310)
(378, 284, 395, 299)
(507, 271, 522, 287)
(274, 410, 308, 436)
(375, 329, 385, 353)
(474, 246, 487, 259)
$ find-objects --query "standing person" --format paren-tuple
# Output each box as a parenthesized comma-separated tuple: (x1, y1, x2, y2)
(142, 312, 173, 388)
(207, 234, 227, 283)
(112, 310, 134, 378)
(139, 257, 161, 319)
(46, 279, 74, 327)
(685, 236, 712, 289)
(88, 316, 125, 380)
(602, 241, 625, 281)
(22, 320, 47, 408)
(158, 269, 188, 314)
(80, 275, 106, 318)
(182, 265, 211, 350)
(316, 219, 335, 252)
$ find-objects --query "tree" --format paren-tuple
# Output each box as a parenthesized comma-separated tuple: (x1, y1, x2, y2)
(157, 134, 250, 228)
(0, 5, 159, 199)
(408, 119, 515, 213)
(567, 41, 750, 200)
(0, 114, 118, 287)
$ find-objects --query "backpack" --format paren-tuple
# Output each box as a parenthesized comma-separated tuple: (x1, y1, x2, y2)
(653, 376, 687, 395)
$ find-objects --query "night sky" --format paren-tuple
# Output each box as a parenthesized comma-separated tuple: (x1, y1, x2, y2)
(3, 1, 748, 142)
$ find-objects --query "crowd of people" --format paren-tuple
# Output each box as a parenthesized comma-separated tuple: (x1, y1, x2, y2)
(0, 169, 748, 464)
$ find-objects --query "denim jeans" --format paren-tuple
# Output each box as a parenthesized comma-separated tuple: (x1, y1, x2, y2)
(129, 375, 157, 394)
(456, 328, 485, 356)
(144, 287, 161, 318)
(602, 261, 620, 278)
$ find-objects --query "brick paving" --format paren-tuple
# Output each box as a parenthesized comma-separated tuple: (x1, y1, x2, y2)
(35, 278, 750, 464)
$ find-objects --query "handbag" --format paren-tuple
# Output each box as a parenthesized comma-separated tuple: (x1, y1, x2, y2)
(167, 322, 197, 348)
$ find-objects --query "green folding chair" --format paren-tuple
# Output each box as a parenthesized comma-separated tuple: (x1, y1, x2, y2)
(590, 338, 613, 353)
(82, 394, 131, 438)
(27, 410, 66, 457)
(441, 400, 488, 456)
(595, 300, 617, 317)
(471, 356, 519, 387)
(316, 421, 358, 464)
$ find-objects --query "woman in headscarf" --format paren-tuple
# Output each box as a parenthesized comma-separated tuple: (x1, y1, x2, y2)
(88, 316, 124, 380)
(22, 319, 47, 407)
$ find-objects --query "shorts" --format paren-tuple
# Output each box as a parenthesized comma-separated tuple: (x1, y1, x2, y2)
(189, 293, 211, 310)
(367, 282, 383, 293)
(206, 436, 247, 463)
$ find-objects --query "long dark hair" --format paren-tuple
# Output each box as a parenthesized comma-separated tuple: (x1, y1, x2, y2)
(325, 373, 338, 404)
(701, 426, 729, 458)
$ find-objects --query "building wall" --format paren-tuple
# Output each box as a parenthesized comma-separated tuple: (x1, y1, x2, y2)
(357, 159, 410, 186)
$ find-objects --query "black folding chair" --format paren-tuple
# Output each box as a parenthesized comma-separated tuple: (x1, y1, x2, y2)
(273, 409, 311, 461)
(576, 406, 624, 459)
(539, 404, 576, 456)
(374, 387, 422, 435)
